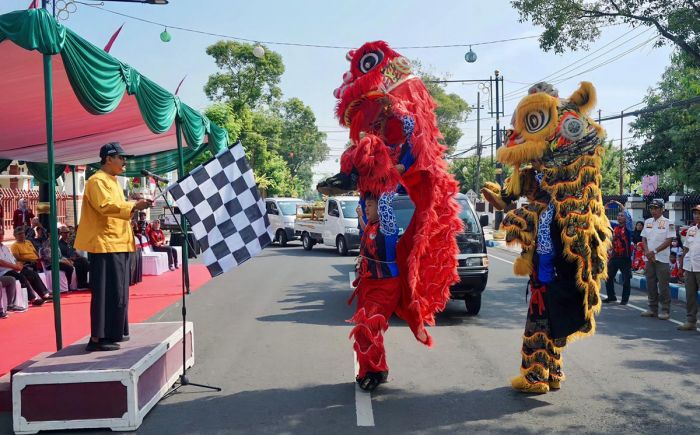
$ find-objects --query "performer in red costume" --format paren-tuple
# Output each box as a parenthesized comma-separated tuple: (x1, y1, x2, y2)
(318, 41, 463, 391)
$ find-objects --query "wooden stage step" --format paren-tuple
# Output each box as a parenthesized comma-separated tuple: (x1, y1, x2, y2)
(11, 322, 194, 434)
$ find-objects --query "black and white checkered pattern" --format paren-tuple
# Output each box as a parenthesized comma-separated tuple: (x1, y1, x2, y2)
(168, 142, 272, 277)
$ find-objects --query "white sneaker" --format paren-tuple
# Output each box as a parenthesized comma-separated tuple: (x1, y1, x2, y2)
(658, 312, 670, 320)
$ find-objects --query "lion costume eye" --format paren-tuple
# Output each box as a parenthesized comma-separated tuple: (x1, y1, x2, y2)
(524, 110, 550, 133)
(358, 50, 384, 74)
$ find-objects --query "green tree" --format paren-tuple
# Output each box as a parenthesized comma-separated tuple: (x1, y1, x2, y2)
(415, 65, 471, 153)
(204, 41, 285, 111)
(448, 156, 497, 193)
(628, 51, 700, 190)
(511, 0, 700, 65)
(600, 141, 631, 194)
(278, 98, 329, 183)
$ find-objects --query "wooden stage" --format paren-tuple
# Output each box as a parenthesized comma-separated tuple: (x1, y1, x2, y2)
(9, 322, 194, 434)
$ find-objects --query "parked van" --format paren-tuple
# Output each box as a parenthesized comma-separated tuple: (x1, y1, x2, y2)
(393, 193, 489, 314)
(265, 197, 305, 246)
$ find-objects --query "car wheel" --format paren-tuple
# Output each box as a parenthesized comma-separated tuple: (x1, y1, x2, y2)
(302, 233, 313, 251)
(465, 293, 481, 316)
(279, 230, 288, 247)
(336, 235, 348, 256)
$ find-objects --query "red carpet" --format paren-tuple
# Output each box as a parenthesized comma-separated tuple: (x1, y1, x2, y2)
(0, 265, 211, 376)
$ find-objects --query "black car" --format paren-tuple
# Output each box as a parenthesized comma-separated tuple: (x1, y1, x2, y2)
(393, 193, 489, 315)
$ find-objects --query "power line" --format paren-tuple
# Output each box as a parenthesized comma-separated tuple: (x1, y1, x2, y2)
(85, 4, 542, 50)
(503, 27, 653, 99)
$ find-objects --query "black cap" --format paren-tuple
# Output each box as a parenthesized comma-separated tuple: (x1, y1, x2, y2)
(99, 142, 130, 159)
(649, 198, 665, 209)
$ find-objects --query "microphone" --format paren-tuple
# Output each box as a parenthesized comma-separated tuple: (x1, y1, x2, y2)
(140, 169, 169, 184)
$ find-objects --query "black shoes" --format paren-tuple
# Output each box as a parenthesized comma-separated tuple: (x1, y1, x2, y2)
(356, 371, 389, 392)
(620, 300, 628, 305)
(85, 340, 120, 352)
(603, 298, 617, 303)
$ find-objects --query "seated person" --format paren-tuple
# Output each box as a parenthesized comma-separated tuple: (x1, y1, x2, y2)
(58, 226, 89, 289)
(669, 251, 682, 284)
(31, 225, 48, 252)
(0, 228, 50, 304)
(632, 242, 646, 273)
(148, 220, 178, 271)
(11, 226, 42, 271)
(0, 275, 23, 318)
(39, 234, 77, 291)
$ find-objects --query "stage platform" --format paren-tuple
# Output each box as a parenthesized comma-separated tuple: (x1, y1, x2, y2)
(11, 321, 194, 434)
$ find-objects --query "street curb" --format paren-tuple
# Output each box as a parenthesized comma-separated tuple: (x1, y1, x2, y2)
(486, 242, 697, 303)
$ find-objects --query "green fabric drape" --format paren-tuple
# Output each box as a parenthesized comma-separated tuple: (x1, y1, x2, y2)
(0, 159, 12, 174)
(0, 8, 229, 172)
(26, 162, 66, 183)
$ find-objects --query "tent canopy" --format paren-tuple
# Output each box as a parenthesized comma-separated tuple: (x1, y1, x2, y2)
(0, 8, 228, 175)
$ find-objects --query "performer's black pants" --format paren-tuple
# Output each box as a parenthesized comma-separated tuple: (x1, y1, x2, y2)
(88, 252, 130, 340)
(3, 268, 49, 300)
(45, 263, 75, 289)
(606, 256, 631, 303)
(153, 245, 178, 268)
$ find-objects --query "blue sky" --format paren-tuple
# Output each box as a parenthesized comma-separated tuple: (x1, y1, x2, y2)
(2, 1, 673, 177)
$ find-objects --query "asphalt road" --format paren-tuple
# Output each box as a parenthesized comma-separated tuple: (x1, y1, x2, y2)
(20, 242, 700, 434)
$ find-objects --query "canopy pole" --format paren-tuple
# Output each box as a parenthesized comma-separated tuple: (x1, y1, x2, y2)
(43, 36, 63, 351)
(71, 165, 78, 226)
(175, 118, 190, 294)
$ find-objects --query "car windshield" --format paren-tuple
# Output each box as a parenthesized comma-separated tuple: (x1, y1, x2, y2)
(393, 197, 479, 235)
(339, 200, 359, 218)
(278, 201, 302, 216)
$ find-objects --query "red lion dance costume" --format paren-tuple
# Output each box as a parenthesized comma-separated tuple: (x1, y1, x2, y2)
(317, 41, 463, 391)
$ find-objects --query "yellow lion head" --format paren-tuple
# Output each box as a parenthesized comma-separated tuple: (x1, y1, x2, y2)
(497, 81, 605, 195)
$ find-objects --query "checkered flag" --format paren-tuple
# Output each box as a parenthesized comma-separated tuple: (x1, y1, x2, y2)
(167, 142, 272, 277)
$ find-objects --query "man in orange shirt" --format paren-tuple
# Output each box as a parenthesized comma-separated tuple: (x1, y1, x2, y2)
(74, 143, 151, 352)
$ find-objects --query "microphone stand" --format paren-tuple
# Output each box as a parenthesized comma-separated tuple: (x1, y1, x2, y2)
(150, 179, 221, 398)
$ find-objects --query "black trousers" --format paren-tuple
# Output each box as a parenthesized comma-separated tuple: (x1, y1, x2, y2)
(45, 262, 74, 289)
(88, 252, 130, 340)
(606, 256, 632, 303)
(72, 256, 89, 288)
(4, 268, 49, 299)
(153, 245, 178, 268)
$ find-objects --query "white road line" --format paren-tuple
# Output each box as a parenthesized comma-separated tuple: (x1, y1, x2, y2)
(487, 252, 698, 331)
(348, 271, 375, 427)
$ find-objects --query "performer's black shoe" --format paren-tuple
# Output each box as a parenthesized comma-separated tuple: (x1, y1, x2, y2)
(620, 300, 628, 305)
(85, 340, 120, 352)
(107, 335, 130, 343)
(603, 298, 617, 303)
(356, 371, 388, 392)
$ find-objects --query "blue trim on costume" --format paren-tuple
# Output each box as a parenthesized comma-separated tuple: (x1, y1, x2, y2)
(378, 192, 399, 277)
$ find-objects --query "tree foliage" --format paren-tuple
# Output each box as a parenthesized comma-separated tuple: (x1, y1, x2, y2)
(204, 41, 285, 111)
(202, 42, 328, 196)
(600, 141, 632, 194)
(511, 0, 700, 65)
(448, 156, 497, 193)
(628, 51, 700, 191)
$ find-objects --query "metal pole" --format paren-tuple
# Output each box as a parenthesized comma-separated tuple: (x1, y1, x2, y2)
(43, 0, 62, 350)
(494, 71, 503, 230)
(620, 111, 624, 195)
(175, 118, 191, 294)
(71, 165, 78, 226)
(473, 92, 482, 192)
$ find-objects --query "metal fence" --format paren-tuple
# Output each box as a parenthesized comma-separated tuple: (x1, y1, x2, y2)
(642, 189, 673, 220)
(602, 195, 629, 221)
(0, 188, 69, 234)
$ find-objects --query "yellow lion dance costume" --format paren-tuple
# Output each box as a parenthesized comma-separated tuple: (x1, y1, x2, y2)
(482, 82, 610, 393)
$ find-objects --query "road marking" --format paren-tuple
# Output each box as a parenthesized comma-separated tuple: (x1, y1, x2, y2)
(348, 271, 375, 427)
(488, 252, 699, 331)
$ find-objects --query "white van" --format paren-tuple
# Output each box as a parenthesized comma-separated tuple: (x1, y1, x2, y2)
(265, 197, 304, 246)
(294, 196, 360, 255)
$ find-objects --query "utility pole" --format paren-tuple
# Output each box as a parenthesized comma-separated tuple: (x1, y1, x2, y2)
(619, 110, 624, 195)
(493, 70, 504, 229)
(473, 92, 482, 192)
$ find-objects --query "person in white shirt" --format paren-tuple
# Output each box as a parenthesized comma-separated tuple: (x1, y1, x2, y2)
(640, 199, 676, 320)
(678, 204, 700, 331)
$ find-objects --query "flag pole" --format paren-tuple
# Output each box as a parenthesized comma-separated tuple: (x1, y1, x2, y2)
(42, 0, 62, 350)
(175, 118, 191, 293)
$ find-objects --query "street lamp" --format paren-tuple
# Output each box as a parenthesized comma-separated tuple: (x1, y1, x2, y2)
(464, 46, 477, 63)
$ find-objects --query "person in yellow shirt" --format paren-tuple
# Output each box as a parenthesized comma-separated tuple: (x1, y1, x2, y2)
(74, 142, 151, 352)
(11, 226, 40, 267)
